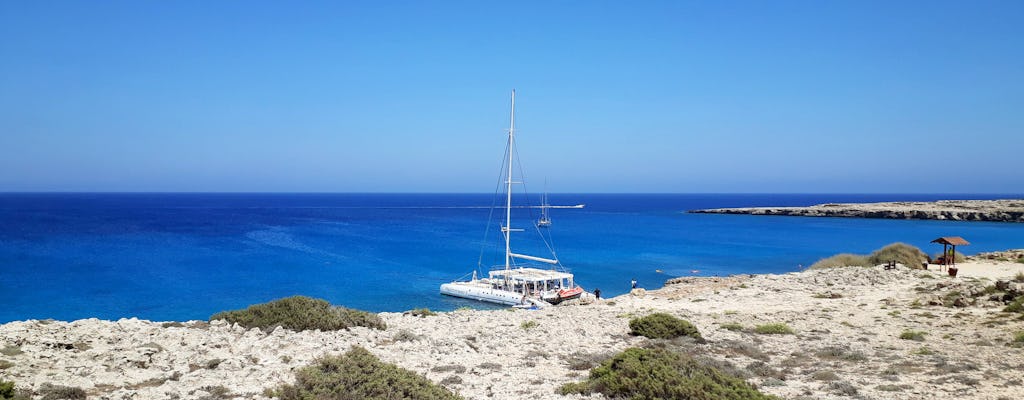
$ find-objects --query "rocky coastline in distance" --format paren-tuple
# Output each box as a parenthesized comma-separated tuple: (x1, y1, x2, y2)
(689, 199, 1024, 222)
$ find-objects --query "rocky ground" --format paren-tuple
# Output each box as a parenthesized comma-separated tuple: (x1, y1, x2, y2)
(2, 260, 1023, 400)
(689, 199, 1024, 222)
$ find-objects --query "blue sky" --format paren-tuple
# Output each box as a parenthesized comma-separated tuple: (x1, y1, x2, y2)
(1, 1, 1021, 193)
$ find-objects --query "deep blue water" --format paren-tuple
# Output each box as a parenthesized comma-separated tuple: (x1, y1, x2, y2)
(2, 193, 1023, 323)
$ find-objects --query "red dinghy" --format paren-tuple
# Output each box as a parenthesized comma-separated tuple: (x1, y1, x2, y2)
(546, 286, 584, 304)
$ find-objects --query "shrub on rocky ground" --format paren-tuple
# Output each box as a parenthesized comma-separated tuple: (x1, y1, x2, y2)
(276, 346, 462, 400)
(1013, 331, 1024, 345)
(558, 347, 778, 399)
(562, 351, 613, 371)
(1, 381, 18, 400)
(899, 330, 926, 341)
(0, 347, 21, 357)
(869, 242, 928, 268)
(210, 295, 385, 332)
(405, 308, 436, 317)
(0, 381, 28, 400)
(38, 383, 86, 400)
(754, 323, 794, 335)
(810, 370, 839, 381)
(629, 313, 702, 340)
(1004, 297, 1024, 313)
(809, 253, 871, 269)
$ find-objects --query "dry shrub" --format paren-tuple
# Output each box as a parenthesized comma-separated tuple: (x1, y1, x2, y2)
(868, 242, 927, 268)
(809, 254, 871, 269)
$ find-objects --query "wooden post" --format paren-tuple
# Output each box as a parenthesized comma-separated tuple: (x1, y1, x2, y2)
(943, 243, 949, 271)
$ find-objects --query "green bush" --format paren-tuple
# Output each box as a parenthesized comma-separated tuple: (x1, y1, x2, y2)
(629, 313, 702, 340)
(0, 381, 14, 400)
(809, 253, 871, 269)
(0, 380, 28, 400)
(276, 346, 462, 400)
(753, 323, 794, 335)
(720, 322, 744, 331)
(867, 243, 928, 268)
(899, 330, 926, 341)
(1013, 331, 1024, 344)
(210, 296, 385, 332)
(1006, 297, 1024, 313)
(558, 347, 778, 399)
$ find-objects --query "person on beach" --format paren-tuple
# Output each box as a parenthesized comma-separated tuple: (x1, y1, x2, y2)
(631, 279, 637, 289)
(594, 288, 601, 299)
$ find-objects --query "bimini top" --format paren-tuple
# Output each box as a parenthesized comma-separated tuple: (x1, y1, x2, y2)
(489, 267, 573, 283)
(931, 236, 970, 246)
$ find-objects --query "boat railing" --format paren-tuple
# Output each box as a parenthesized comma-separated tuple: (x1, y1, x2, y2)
(486, 263, 572, 273)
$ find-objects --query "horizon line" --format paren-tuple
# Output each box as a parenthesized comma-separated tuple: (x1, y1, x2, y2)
(1, 191, 1023, 196)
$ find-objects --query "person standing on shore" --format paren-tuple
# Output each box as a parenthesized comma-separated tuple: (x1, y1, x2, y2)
(631, 279, 637, 289)
(594, 288, 601, 299)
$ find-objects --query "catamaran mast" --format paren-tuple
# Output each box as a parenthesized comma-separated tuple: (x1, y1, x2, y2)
(505, 90, 515, 271)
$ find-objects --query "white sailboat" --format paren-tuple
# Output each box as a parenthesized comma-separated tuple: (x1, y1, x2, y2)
(440, 90, 584, 307)
(537, 187, 552, 228)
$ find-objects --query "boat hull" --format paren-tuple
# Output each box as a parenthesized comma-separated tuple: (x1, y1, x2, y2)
(440, 282, 546, 306)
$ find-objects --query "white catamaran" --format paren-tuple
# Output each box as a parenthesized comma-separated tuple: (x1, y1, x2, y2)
(440, 90, 584, 307)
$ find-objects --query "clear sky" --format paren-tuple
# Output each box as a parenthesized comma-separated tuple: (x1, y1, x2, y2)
(1, 1, 1021, 193)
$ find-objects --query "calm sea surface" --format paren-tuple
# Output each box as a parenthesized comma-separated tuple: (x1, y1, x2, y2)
(2, 193, 1023, 322)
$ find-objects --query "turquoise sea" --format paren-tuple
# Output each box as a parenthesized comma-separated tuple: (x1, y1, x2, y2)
(2, 193, 1023, 323)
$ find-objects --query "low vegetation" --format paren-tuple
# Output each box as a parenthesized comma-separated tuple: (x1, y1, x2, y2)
(809, 253, 871, 269)
(275, 346, 462, 400)
(0, 347, 22, 357)
(810, 242, 930, 269)
(210, 295, 385, 332)
(720, 322, 744, 331)
(869, 242, 928, 268)
(563, 351, 612, 371)
(558, 347, 778, 399)
(37, 383, 86, 400)
(1005, 297, 1024, 314)
(0, 380, 28, 400)
(1013, 331, 1024, 346)
(629, 313, 702, 340)
(899, 330, 927, 341)
(754, 323, 794, 335)
(405, 308, 436, 317)
(520, 320, 539, 330)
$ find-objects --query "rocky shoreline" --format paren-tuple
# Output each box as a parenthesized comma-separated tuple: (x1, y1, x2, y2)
(2, 260, 1024, 399)
(689, 199, 1024, 222)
